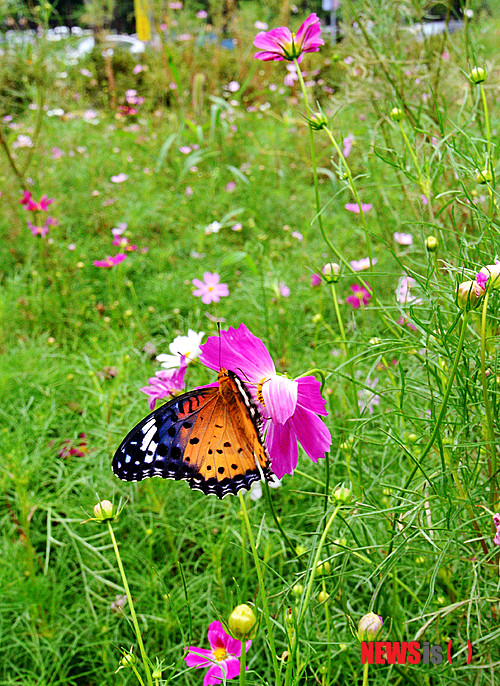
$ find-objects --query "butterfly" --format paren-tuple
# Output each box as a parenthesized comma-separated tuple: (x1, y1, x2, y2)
(113, 368, 273, 498)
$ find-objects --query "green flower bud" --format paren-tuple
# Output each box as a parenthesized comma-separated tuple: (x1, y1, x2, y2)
(389, 107, 403, 121)
(296, 545, 308, 557)
(292, 583, 304, 597)
(469, 67, 486, 84)
(357, 612, 383, 641)
(316, 561, 331, 575)
(228, 604, 257, 639)
(425, 235, 438, 252)
(457, 280, 484, 310)
(120, 652, 136, 667)
(152, 667, 162, 679)
(333, 484, 351, 503)
(309, 111, 328, 130)
(318, 590, 330, 603)
(476, 168, 493, 184)
(322, 262, 340, 282)
(93, 500, 115, 521)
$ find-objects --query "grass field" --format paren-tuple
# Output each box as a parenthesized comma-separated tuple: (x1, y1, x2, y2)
(1, 2, 500, 685)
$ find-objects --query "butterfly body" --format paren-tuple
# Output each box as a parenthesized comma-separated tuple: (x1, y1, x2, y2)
(113, 368, 272, 498)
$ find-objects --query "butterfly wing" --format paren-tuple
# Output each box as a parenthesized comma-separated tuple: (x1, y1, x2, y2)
(112, 370, 272, 499)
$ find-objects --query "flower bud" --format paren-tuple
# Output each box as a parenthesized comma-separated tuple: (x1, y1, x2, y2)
(292, 583, 304, 597)
(308, 111, 328, 130)
(469, 67, 486, 84)
(457, 280, 484, 310)
(322, 262, 340, 282)
(93, 500, 114, 521)
(296, 545, 308, 557)
(333, 484, 351, 503)
(425, 235, 438, 252)
(476, 168, 493, 184)
(389, 107, 403, 121)
(480, 264, 500, 290)
(152, 667, 162, 679)
(357, 612, 383, 641)
(228, 604, 257, 639)
(318, 590, 330, 603)
(316, 561, 331, 575)
(120, 652, 136, 667)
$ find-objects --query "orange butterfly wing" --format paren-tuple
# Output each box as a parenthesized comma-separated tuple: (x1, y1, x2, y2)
(113, 368, 272, 498)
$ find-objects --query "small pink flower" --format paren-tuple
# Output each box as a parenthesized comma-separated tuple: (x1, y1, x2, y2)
(168, 1, 182, 8)
(113, 236, 130, 248)
(420, 194, 428, 205)
(93, 254, 127, 268)
(291, 230, 303, 241)
(141, 357, 188, 410)
(26, 194, 54, 212)
(398, 316, 418, 332)
(68, 243, 76, 251)
(179, 146, 192, 154)
(192, 272, 229, 304)
(185, 186, 193, 196)
(185, 621, 250, 686)
(476, 271, 489, 294)
(196, 9, 208, 19)
(19, 190, 32, 205)
(493, 513, 500, 546)
(231, 223, 242, 231)
(225, 181, 236, 192)
(28, 220, 49, 236)
(346, 284, 371, 308)
(393, 232, 413, 245)
(110, 173, 128, 183)
(345, 202, 372, 214)
(112, 223, 127, 237)
(344, 56, 354, 65)
(279, 282, 290, 297)
(253, 13, 324, 63)
(133, 64, 145, 74)
(342, 133, 354, 158)
(358, 378, 380, 414)
(311, 273, 322, 287)
(350, 257, 377, 271)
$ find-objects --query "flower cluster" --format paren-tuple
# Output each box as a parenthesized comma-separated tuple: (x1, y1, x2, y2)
(20, 191, 58, 238)
(93, 223, 143, 268)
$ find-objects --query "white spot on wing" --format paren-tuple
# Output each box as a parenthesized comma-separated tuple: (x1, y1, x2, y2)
(141, 424, 157, 451)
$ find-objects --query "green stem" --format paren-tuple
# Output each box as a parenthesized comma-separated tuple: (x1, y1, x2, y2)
(107, 521, 153, 686)
(480, 292, 497, 506)
(387, 311, 470, 558)
(298, 505, 341, 628)
(238, 492, 281, 686)
(239, 639, 247, 686)
(362, 662, 369, 686)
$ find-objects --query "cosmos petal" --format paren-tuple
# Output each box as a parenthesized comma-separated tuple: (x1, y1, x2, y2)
(185, 647, 214, 668)
(289, 405, 331, 463)
(200, 324, 275, 381)
(266, 420, 299, 479)
(296, 376, 328, 416)
(262, 375, 297, 424)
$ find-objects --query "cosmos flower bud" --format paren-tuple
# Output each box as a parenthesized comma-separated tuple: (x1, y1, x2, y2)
(479, 264, 500, 290)
(93, 500, 115, 521)
(120, 652, 136, 667)
(152, 667, 162, 679)
(457, 280, 484, 310)
(357, 612, 383, 641)
(228, 604, 257, 639)
(425, 235, 438, 252)
(333, 484, 351, 503)
(308, 111, 328, 130)
(469, 67, 486, 84)
(476, 168, 493, 184)
(292, 583, 304, 596)
(322, 262, 340, 283)
(318, 591, 330, 603)
(389, 107, 403, 121)
(316, 561, 331, 575)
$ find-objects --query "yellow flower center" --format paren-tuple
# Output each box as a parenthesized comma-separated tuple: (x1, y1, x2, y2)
(212, 647, 228, 661)
(256, 377, 267, 407)
(208, 286, 214, 291)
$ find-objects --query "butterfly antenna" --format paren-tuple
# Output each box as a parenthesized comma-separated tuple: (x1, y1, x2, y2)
(217, 321, 222, 370)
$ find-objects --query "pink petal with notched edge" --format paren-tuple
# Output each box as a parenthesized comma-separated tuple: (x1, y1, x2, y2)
(295, 13, 324, 51)
(266, 420, 299, 478)
(296, 376, 328, 416)
(262, 374, 297, 424)
(253, 26, 292, 52)
(289, 405, 331, 463)
(203, 660, 238, 686)
(207, 621, 240, 654)
(199, 324, 276, 380)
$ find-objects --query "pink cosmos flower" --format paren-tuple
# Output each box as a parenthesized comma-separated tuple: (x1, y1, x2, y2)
(278, 282, 290, 297)
(398, 316, 418, 332)
(196, 10, 208, 19)
(141, 357, 188, 410)
(358, 378, 380, 414)
(225, 181, 236, 192)
(291, 230, 303, 241)
(110, 173, 128, 183)
(253, 13, 324, 63)
(112, 222, 127, 237)
(19, 190, 32, 205)
(476, 271, 489, 293)
(346, 284, 371, 308)
(311, 273, 322, 286)
(23, 193, 54, 212)
(350, 257, 377, 271)
(93, 254, 127, 268)
(199, 324, 332, 479)
(493, 514, 500, 546)
(185, 621, 251, 686)
(393, 232, 413, 245)
(27, 216, 57, 236)
(284, 64, 299, 86)
(345, 202, 372, 214)
(58, 433, 87, 459)
(192, 272, 229, 304)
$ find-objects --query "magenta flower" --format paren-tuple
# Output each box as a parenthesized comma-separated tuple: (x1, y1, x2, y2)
(346, 284, 371, 308)
(493, 514, 500, 546)
(476, 271, 489, 293)
(342, 133, 354, 158)
(345, 202, 372, 214)
(141, 357, 188, 410)
(192, 272, 229, 304)
(19, 190, 32, 205)
(27, 216, 56, 236)
(311, 273, 322, 286)
(22, 193, 54, 212)
(110, 173, 128, 183)
(93, 254, 127, 268)
(199, 324, 331, 479)
(253, 13, 324, 63)
(185, 621, 250, 686)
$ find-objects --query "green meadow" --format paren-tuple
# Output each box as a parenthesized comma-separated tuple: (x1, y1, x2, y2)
(1, 2, 499, 684)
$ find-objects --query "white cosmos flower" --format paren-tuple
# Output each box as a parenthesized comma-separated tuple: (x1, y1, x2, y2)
(157, 329, 205, 369)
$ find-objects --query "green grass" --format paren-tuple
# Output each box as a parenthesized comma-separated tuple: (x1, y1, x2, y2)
(1, 2, 500, 685)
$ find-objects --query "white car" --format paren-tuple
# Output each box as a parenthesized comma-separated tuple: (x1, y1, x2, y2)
(66, 34, 145, 61)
